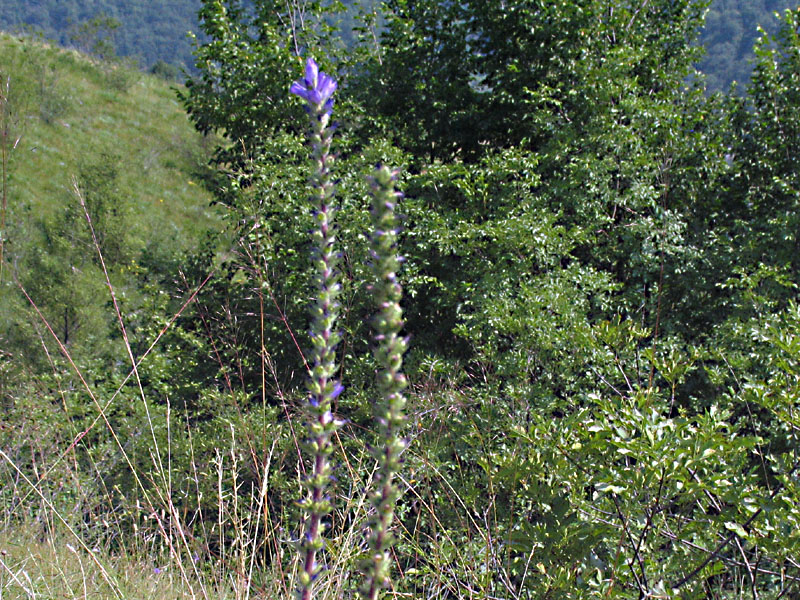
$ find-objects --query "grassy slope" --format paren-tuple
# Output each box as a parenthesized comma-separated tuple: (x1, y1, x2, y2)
(0, 34, 230, 599)
(0, 31, 217, 256)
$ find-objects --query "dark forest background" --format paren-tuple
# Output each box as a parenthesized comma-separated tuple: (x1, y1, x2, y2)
(0, 0, 795, 89)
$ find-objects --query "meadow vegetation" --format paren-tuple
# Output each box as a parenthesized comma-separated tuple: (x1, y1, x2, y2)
(2, 1, 800, 599)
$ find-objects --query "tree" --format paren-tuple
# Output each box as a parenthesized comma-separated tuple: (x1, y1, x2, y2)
(68, 13, 121, 61)
(733, 7, 800, 288)
(167, 1, 800, 595)
(181, 0, 350, 165)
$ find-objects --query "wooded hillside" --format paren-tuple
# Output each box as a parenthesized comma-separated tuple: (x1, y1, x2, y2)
(698, 0, 798, 90)
(0, 0, 796, 89)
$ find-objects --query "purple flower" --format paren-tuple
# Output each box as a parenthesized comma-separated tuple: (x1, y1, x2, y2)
(290, 57, 337, 112)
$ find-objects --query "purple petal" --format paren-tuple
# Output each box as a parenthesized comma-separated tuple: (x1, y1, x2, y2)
(317, 74, 337, 103)
(307, 89, 322, 104)
(291, 57, 338, 111)
(290, 81, 310, 101)
(330, 383, 344, 399)
(305, 58, 319, 88)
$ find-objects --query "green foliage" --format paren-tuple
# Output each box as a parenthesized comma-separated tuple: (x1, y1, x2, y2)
(67, 13, 120, 61)
(180, 0, 363, 167)
(181, 1, 299, 159)
(361, 0, 708, 161)
(3, 1, 800, 599)
(735, 7, 800, 282)
(166, 2, 800, 595)
(150, 59, 181, 81)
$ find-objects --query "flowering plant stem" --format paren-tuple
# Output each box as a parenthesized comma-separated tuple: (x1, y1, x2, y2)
(291, 58, 341, 600)
(361, 166, 407, 600)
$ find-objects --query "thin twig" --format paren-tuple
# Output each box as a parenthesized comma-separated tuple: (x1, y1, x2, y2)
(671, 458, 800, 590)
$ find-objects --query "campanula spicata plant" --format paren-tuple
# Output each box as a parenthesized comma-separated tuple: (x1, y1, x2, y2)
(291, 56, 341, 600)
(291, 58, 408, 600)
(360, 166, 407, 600)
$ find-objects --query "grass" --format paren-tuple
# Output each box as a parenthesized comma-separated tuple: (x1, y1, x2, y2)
(0, 525, 199, 600)
(0, 30, 219, 255)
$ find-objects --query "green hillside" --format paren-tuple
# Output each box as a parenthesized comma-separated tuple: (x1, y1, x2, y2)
(0, 31, 215, 229)
(0, 31, 218, 366)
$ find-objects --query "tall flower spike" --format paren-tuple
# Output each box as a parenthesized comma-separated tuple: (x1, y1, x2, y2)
(292, 57, 341, 600)
(360, 166, 408, 600)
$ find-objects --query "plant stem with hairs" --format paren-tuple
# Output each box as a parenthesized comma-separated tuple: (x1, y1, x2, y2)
(361, 166, 407, 600)
(291, 57, 340, 600)
(0, 76, 11, 285)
